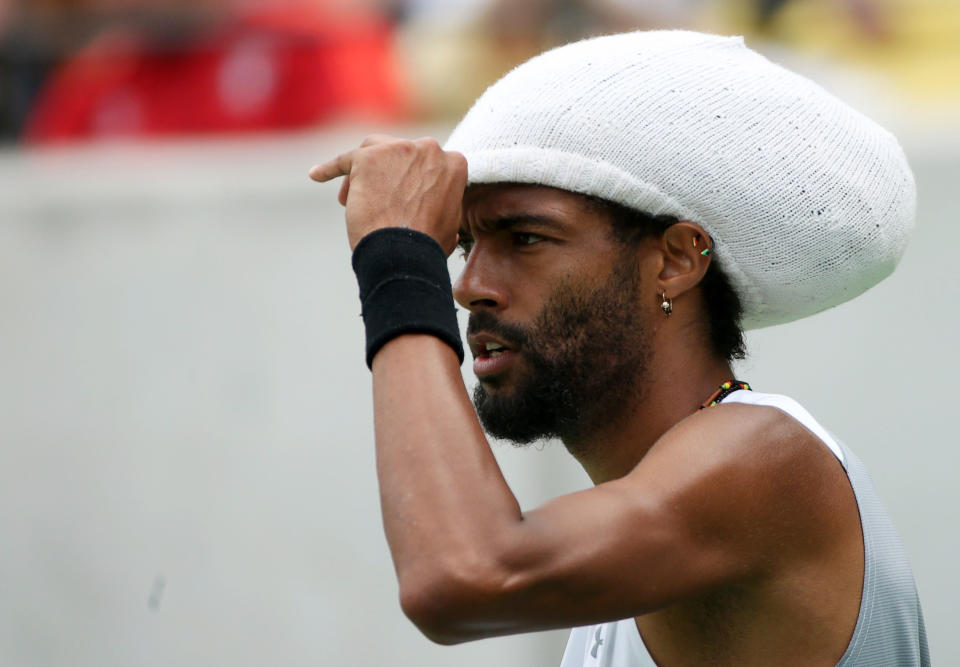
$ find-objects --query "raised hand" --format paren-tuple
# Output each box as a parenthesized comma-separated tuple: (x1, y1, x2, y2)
(309, 135, 467, 254)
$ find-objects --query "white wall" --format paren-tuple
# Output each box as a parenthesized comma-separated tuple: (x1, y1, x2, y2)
(0, 125, 955, 666)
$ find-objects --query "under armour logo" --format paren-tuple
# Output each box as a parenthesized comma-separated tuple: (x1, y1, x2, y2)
(590, 626, 604, 658)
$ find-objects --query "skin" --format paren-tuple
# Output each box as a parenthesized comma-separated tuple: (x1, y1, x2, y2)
(310, 136, 865, 665)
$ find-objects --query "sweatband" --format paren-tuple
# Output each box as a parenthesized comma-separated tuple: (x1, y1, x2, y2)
(351, 227, 464, 369)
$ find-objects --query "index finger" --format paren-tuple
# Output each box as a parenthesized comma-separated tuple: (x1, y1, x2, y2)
(309, 151, 356, 183)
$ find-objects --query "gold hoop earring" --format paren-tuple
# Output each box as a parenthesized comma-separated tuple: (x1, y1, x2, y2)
(660, 292, 673, 316)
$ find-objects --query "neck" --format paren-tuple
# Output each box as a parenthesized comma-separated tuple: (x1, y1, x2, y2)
(564, 339, 734, 485)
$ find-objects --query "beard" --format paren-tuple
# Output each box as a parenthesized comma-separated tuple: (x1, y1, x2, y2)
(468, 255, 650, 449)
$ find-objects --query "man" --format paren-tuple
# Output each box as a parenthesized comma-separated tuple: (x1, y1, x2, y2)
(310, 30, 928, 665)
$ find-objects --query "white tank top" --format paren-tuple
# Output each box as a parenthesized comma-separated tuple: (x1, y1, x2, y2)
(559, 391, 928, 667)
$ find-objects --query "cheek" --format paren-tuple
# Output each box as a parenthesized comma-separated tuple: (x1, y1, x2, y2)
(530, 271, 644, 353)
(527, 286, 597, 352)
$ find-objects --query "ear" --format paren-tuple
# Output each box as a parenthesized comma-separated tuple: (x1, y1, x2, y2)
(656, 222, 713, 300)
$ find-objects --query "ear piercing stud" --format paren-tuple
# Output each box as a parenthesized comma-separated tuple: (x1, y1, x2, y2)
(660, 292, 673, 316)
(693, 234, 712, 256)
(693, 234, 713, 257)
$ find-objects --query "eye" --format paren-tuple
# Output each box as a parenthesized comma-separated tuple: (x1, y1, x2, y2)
(514, 232, 545, 247)
(457, 234, 474, 259)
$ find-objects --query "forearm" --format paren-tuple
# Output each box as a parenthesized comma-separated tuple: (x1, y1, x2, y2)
(311, 135, 558, 637)
(371, 334, 523, 606)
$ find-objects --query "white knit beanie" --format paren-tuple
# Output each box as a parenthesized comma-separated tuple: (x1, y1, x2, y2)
(445, 30, 915, 329)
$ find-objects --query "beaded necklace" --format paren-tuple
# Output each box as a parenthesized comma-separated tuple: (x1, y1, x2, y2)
(699, 380, 752, 410)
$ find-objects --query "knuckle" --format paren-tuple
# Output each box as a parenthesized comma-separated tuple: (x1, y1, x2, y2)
(448, 151, 468, 173)
(416, 136, 441, 151)
(393, 139, 416, 154)
(367, 138, 412, 158)
(360, 133, 393, 147)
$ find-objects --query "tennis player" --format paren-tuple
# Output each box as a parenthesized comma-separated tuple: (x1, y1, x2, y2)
(311, 30, 928, 666)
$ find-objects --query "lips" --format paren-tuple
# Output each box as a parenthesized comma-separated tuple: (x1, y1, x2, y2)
(468, 333, 519, 379)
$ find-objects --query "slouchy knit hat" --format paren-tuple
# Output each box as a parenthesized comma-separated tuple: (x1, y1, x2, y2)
(445, 30, 915, 329)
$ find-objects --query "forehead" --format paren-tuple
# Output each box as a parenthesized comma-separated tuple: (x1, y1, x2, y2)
(462, 183, 601, 227)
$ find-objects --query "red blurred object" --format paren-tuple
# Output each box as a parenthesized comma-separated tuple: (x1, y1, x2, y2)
(24, 3, 409, 142)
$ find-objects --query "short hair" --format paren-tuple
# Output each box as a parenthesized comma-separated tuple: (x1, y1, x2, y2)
(585, 196, 746, 361)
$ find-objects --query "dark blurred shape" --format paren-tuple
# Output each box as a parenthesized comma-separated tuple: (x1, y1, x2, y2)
(0, 1, 103, 140)
(484, 0, 659, 49)
(757, 0, 793, 27)
(10, 1, 408, 144)
(755, 0, 888, 39)
(0, 31, 50, 140)
(148, 575, 166, 611)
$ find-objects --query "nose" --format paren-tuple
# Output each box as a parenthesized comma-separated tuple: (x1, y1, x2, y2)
(453, 244, 508, 313)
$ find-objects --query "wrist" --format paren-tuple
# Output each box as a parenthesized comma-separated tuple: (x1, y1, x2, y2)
(351, 228, 464, 369)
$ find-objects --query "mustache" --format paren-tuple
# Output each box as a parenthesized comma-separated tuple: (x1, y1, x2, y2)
(466, 311, 531, 349)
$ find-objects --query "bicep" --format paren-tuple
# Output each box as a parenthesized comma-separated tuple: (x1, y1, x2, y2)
(476, 407, 841, 635)
(486, 465, 759, 631)
(406, 405, 833, 642)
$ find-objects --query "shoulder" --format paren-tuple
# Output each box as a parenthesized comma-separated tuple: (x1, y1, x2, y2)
(641, 398, 843, 487)
(651, 396, 843, 480)
(627, 399, 855, 567)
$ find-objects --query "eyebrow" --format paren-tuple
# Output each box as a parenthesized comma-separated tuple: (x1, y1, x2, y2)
(466, 214, 567, 234)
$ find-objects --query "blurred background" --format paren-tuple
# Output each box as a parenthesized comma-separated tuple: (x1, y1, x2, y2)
(1, 0, 957, 665)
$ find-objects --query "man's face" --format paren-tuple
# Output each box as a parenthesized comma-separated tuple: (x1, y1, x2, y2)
(455, 185, 652, 446)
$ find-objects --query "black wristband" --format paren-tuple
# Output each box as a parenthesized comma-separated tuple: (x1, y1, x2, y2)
(351, 227, 464, 369)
